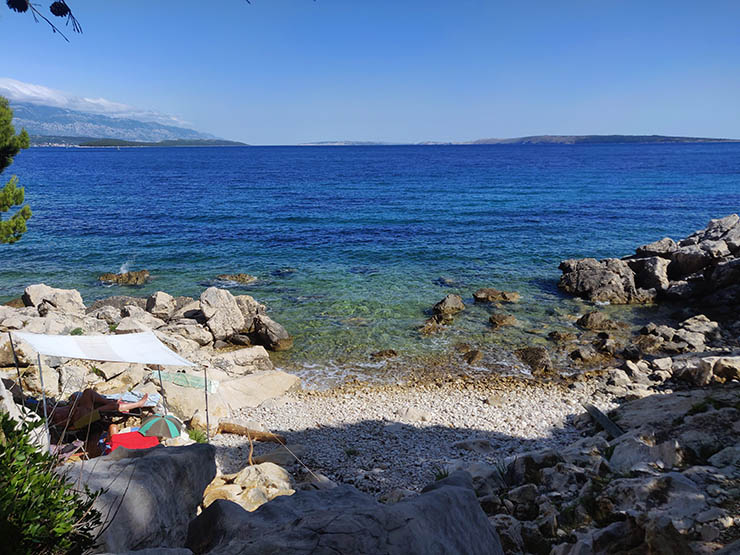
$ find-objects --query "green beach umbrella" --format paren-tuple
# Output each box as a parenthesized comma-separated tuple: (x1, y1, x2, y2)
(139, 414, 184, 438)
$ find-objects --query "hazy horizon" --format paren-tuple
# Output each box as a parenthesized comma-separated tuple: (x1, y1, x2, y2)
(3, 1, 740, 144)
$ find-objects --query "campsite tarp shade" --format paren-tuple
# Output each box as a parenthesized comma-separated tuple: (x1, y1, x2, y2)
(11, 331, 196, 366)
(10, 331, 211, 448)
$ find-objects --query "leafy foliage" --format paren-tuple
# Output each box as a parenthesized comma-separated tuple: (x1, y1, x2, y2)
(188, 428, 207, 444)
(5, 0, 81, 42)
(0, 96, 31, 244)
(0, 412, 103, 554)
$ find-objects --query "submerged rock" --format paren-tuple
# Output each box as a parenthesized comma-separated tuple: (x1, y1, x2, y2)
(490, 313, 516, 330)
(98, 270, 151, 286)
(371, 349, 398, 360)
(473, 288, 520, 303)
(433, 294, 466, 315)
(216, 273, 257, 285)
(515, 346, 553, 376)
(576, 310, 624, 331)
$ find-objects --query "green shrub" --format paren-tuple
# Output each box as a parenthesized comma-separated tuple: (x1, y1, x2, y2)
(0, 413, 103, 554)
(108, 323, 118, 332)
(188, 428, 207, 444)
(432, 464, 449, 481)
(69, 328, 84, 336)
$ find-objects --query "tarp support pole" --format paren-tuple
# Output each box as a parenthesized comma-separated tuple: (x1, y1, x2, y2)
(157, 368, 168, 415)
(204, 365, 210, 443)
(8, 332, 25, 408)
(36, 353, 52, 453)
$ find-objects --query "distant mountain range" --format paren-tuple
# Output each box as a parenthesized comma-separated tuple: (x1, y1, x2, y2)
(11, 101, 216, 143)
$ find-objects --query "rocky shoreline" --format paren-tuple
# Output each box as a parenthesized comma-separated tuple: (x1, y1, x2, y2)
(0, 215, 739, 553)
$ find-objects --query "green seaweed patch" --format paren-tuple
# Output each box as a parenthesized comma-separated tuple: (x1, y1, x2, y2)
(686, 397, 731, 416)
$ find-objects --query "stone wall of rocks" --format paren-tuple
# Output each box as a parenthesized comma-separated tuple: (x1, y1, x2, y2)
(0, 284, 299, 430)
(558, 214, 740, 318)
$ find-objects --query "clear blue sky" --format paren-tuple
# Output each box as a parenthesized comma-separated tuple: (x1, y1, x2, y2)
(2, 0, 740, 144)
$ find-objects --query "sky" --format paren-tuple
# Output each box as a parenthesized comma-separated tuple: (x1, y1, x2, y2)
(1, 0, 740, 144)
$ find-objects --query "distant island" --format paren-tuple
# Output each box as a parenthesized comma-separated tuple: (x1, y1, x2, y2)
(301, 134, 739, 146)
(466, 134, 740, 145)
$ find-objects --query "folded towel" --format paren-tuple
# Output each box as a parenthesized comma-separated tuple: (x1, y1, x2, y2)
(104, 391, 162, 407)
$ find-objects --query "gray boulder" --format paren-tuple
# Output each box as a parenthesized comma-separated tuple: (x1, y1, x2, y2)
(200, 288, 245, 341)
(669, 244, 713, 278)
(186, 471, 504, 555)
(558, 258, 644, 304)
(234, 295, 266, 333)
(627, 256, 671, 290)
(635, 237, 677, 258)
(22, 283, 86, 314)
(680, 213, 739, 245)
(433, 294, 466, 315)
(252, 314, 293, 351)
(146, 291, 176, 320)
(61, 444, 216, 554)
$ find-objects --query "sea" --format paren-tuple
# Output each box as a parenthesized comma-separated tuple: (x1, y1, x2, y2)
(2, 144, 739, 384)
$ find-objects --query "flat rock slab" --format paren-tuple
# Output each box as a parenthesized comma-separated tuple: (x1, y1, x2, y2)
(218, 371, 301, 412)
(186, 471, 504, 555)
(61, 444, 216, 554)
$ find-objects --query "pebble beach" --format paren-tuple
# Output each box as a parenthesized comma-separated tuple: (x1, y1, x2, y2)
(212, 374, 619, 495)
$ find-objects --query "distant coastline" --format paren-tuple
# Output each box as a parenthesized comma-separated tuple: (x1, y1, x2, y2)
(28, 134, 740, 148)
(29, 135, 247, 147)
(300, 134, 740, 146)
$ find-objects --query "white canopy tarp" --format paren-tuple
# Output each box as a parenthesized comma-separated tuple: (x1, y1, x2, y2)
(11, 331, 196, 367)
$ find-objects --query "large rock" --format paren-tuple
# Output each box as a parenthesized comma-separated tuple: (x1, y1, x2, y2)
(146, 291, 176, 320)
(635, 237, 677, 258)
(218, 370, 300, 412)
(515, 346, 553, 377)
(432, 294, 465, 315)
(628, 256, 671, 290)
(234, 295, 266, 332)
(160, 323, 213, 347)
(121, 305, 166, 329)
(669, 244, 713, 278)
(22, 283, 86, 314)
(61, 444, 216, 554)
(186, 471, 504, 555)
(558, 258, 643, 304)
(87, 295, 147, 314)
(680, 214, 739, 246)
(1, 378, 49, 451)
(200, 288, 245, 341)
(166, 382, 229, 425)
(207, 462, 295, 512)
(576, 310, 622, 331)
(709, 257, 740, 289)
(210, 346, 273, 375)
(252, 314, 293, 351)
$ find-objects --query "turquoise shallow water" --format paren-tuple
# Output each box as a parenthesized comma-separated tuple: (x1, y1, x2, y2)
(2, 144, 739, 381)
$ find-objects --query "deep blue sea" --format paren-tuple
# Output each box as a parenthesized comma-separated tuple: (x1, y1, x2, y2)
(2, 144, 739, 382)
